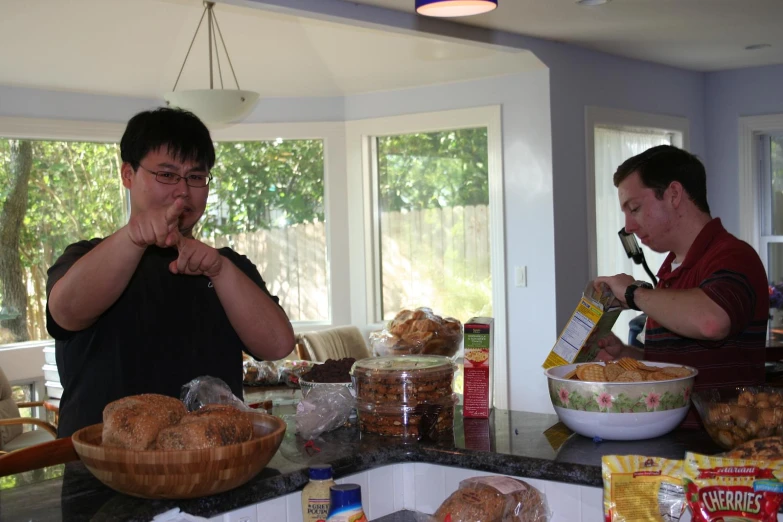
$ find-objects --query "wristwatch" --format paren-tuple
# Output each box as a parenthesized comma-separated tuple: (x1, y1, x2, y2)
(625, 281, 653, 311)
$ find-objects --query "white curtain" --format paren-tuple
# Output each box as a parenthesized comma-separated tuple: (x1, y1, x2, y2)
(594, 126, 672, 344)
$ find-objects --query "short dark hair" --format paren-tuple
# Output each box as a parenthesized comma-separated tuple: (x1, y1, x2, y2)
(120, 107, 215, 170)
(613, 144, 710, 214)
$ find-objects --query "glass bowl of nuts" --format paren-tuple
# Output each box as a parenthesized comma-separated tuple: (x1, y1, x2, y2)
(691, 386, 783, 450)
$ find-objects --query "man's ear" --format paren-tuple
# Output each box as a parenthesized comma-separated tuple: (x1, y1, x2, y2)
(668, 181, 684, 208)
(121, 162, 135, 189)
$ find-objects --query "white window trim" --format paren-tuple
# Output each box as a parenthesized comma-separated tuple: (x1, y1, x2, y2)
(584, 107, 690, 280)
(738, 114, 783, 252)
(345, 106, 509, 409)
(0, 117, 347, 331)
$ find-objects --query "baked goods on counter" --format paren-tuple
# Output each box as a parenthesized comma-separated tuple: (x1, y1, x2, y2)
(157, 404, 253, 450)
(101, 394, 253, 450)
(370, 307, 463, 358)
(352, 355, 456, 437)
(432, 476, 548, 522)
(102, 394, 187, 450)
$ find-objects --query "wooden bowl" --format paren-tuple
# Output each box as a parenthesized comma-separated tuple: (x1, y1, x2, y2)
(71, 411, 286, 499)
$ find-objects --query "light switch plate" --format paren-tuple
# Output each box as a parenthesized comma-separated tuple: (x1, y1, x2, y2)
(515, 265, 527, 287)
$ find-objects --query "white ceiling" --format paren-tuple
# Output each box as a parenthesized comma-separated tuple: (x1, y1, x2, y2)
(0, 0, 539, 99)
(349, 0, 783, 71)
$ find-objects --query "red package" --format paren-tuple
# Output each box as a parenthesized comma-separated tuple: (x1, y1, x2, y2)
(684, 452, 783, 522)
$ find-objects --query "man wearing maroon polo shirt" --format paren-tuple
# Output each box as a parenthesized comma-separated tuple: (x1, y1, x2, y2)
(595, 145, 769, 396)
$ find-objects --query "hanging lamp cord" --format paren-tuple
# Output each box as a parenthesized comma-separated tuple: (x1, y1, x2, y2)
(171, 1, 243, 92)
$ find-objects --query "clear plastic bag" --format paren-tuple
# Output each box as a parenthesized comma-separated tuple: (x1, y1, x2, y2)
(370, 307, 463, 358)
(242, 357, 280, 386)
(180, 375, 251, 412)
(432, 476, 549, 522)
(295, 384, 355, 440)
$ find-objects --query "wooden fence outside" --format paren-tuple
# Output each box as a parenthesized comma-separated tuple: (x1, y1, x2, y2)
(9, 205, 491, 341)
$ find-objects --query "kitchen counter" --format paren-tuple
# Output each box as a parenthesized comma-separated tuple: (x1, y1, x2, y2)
(0, 408, 722, 521)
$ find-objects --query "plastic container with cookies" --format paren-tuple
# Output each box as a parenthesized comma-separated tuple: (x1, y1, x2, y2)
(370, 307, 463, 358)
(692, 386, 783, 450)
(352, 355, 457, 437)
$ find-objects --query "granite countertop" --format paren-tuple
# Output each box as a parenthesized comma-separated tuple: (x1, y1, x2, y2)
(0, 407, 721, 521)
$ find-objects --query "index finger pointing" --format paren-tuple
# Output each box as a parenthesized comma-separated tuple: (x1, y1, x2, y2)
(165, 199, 185, 225)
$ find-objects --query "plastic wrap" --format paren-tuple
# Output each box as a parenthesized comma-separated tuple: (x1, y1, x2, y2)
(279, 360, 317, 388)
(295, 385, 355, 440)
(432, 476, 549, 522)
(180, 375, 251, 412)
(242, 357, 280, 386)
(370, 307, 463, 358)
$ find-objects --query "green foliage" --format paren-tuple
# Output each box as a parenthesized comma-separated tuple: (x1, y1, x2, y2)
(0, 140, 124, 271)
(377, 128, 488, 212)
(199, 140, 324, 237)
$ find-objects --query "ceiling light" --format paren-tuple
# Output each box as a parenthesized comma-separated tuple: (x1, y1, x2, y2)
(576, 0, 611, 5)
(164, 2, 259, 125)
(745, 43, 772, 50)
(415, 0, 498, 18)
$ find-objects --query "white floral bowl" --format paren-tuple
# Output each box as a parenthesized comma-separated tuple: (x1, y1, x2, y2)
(544, 362, 697, 441)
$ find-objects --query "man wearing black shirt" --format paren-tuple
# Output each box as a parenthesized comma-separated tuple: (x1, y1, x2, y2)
(46, 108, 295, 437)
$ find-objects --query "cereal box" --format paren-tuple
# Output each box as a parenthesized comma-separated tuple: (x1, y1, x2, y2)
(464, 317, 493, 419)
(542, 282, 622, 369)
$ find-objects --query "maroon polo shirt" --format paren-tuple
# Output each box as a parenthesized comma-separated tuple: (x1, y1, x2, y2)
(644, 218, 769, 390)
(644, 218, 769, 420)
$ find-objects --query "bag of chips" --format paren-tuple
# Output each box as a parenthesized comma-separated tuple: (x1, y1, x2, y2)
(602, 455, 685, 522)
(683, 452, 783, 522)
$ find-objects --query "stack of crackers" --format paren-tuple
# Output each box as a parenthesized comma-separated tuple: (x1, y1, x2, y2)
(563, 359, 694, 383)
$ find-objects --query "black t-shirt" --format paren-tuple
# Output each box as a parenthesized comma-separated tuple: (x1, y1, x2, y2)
(45, 239, 280, 437)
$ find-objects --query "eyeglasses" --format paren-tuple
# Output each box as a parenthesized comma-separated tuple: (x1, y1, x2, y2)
(138, 164, 212, 188)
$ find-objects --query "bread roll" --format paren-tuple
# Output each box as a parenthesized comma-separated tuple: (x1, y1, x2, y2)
(156, 404, 253, 450)
(102, 394, 186, 450)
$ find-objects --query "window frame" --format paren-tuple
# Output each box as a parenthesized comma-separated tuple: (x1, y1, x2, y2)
(739, 114, 783, 257)
(756, 132, 783, 278)
(0, 117, 345, 331)
(345, 106, 508, 408)
(584, 107, 690, 280)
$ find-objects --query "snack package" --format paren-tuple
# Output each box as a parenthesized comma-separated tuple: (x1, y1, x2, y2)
(602, 455, 685, 522)
(543, 282, 622, 369)
(683, 452, 783, 522)
(242, 355, 280, 386)
(370, 307, 463, 358)
(278, 360, 317, 388)
(432, 476, 549, 522)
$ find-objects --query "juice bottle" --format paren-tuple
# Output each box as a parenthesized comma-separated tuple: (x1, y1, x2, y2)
(326, 484, 367, 522)
(301, 465, 336, 522)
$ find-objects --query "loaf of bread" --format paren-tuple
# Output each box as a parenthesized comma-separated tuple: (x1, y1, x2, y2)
(102, 394, 187, 450)
(156, 404, 253, 450)
(726, 436, 783, 460)
(433, 477, 547, 522)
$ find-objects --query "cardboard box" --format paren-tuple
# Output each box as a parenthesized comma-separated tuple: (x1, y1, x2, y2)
(542, 282, 622, 369)
(463, 317, 493, 418)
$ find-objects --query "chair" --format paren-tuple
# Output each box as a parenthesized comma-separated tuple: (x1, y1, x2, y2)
(298, 326, 372, 362)
(0, 366, 57, 454)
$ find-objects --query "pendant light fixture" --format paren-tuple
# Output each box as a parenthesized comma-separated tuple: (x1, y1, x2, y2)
(164, 2, 259, 125)
(415, 0, 498, 18)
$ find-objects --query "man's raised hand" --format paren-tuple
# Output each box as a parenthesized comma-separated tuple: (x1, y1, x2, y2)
(126, 199, 185, 249)
(169, 236, 223, 278)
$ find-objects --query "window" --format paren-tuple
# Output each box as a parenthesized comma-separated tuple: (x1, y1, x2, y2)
(758, 134, 783, 285)
(200, 139, 328, 323)
(0, 134, 328, 349)
(592, 125, 680, 344)
(372, 128, 491, 321)
(0, 139, 124, 345)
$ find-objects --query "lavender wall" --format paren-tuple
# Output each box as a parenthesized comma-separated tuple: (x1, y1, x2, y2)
(705, 64, 783, 237)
